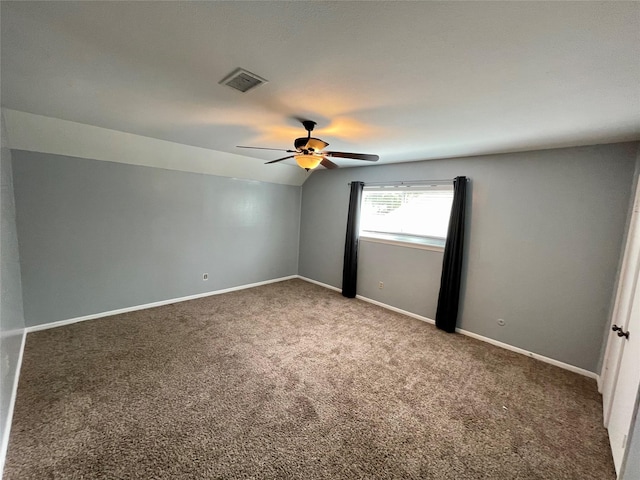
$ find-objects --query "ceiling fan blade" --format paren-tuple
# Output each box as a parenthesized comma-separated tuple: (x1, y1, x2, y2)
(324, 151, 379, 162)
(321, 157, 338, 169)
(265, 155, 295, 164)
(237, 146, 296, 153)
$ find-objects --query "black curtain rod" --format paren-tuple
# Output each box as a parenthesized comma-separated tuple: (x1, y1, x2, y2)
(348, 178, 470, 186)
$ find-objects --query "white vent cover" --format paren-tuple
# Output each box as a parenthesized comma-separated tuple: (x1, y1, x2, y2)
(219, 68, 267, 93)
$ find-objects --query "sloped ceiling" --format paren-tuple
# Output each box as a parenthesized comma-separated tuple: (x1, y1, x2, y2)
(1, 1, 639, 185)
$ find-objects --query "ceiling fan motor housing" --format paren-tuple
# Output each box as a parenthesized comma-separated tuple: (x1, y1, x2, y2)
(301, 120, 316, 132)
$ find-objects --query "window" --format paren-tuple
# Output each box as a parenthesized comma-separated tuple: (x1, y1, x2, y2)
(359, 184, 454, 249)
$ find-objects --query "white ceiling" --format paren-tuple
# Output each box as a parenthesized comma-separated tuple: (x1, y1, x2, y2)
(2, 1, 639, 178)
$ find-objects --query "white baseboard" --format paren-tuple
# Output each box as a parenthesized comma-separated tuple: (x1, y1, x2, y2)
(355, 294, 436, 325)
(456, 328, 598, 380)
(0, 329, 26, 477)
(25, 275, 298, 333)
(298, 276, 598, 380)
(296, 276, 341, 293)
(21, 273, 599, 378)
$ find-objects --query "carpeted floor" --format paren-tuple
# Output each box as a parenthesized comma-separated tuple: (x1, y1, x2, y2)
(5, 279, 615, 479)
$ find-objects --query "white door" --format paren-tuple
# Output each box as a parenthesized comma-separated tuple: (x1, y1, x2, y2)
(601, 182, 640, 425)
(607, 274, 640, 473)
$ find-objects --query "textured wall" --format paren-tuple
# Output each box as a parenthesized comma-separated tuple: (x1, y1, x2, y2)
(299, 143, 638, 372)
(0, 111, 25, 472)
(12, 151, 301, 327)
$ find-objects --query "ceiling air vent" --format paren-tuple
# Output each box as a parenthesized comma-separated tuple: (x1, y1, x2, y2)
(219, 68, 267, 93)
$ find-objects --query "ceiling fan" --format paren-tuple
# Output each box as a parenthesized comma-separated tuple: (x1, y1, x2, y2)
(237, 120, 379, 170)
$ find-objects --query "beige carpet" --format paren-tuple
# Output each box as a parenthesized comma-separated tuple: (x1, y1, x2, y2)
(5, 279, 614, 479)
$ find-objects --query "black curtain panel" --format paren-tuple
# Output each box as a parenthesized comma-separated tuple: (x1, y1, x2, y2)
(436, 176, 468, 333)
(342, 181, 364, 298)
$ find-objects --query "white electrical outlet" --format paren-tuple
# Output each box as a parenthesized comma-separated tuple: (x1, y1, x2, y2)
(497, 318, 506, 326)
(379, 281, 384, 289)
(203, 273, 208, 281)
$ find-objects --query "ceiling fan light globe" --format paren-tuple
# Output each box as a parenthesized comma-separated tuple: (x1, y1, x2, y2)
(295, 154, 322, 170)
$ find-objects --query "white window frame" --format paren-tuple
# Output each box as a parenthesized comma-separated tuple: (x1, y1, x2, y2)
(359, 183, 453, 251)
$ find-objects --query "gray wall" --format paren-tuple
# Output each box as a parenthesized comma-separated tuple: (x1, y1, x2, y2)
(12, 151, 301, 327)
(358, 241, 444, 316)
(0, 112, 25, 469)
(299, 143, 638, 372)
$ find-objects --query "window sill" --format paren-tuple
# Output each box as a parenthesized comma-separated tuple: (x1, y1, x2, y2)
(359, 233, 445, 252)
